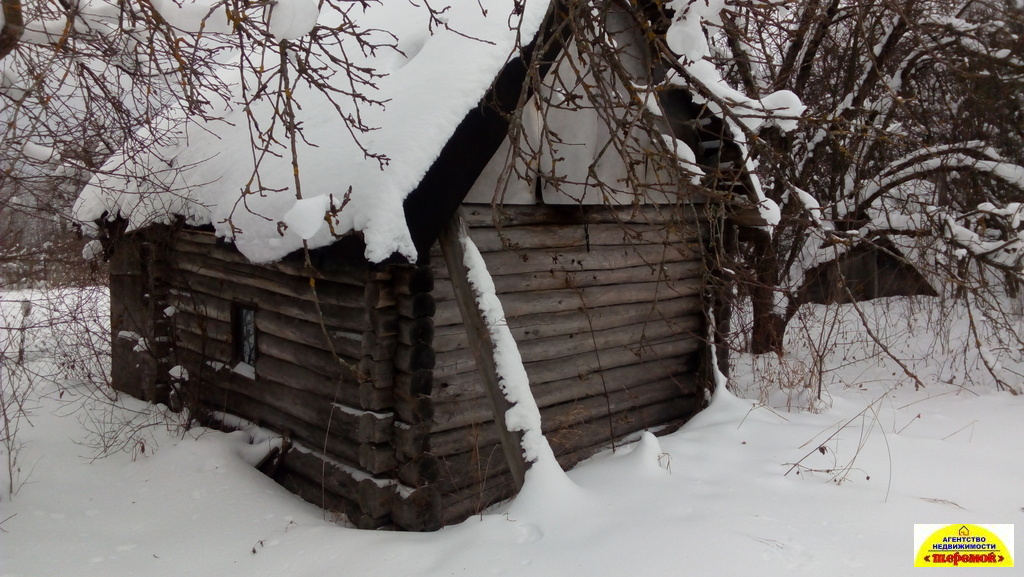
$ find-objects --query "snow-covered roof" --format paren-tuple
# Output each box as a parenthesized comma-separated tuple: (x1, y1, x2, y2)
(73, 1, 549, 264)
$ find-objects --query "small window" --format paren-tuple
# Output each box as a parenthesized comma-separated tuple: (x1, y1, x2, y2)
(233, 305, 257, 367)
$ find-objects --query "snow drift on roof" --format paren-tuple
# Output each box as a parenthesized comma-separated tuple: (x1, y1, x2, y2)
(73, 1, 548, 264)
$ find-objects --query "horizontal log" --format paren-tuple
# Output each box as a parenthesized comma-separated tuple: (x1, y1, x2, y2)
(394, 394, 434, 425)
(431, 242, 701, 281)
(434, 330, 704, 384)
(170, 251, 366, 309)
(459, 203, 707, 228)
(167, 291, 232, 323)
(176, 329, 233, 364)
(359, 442, 397, 475)
(430, 260, 704, 302)
(435, 315, 702, 377)
(440, 469, 517, 527)
(258, 332, 357, 382)
(431, 393, 696, 498)
(394, 369, 433, 400)
(173, 310, 233, 342)
(169, 272, 369, 332)
(358, 357, 395, 390)
(275, 469, 358, 520)
(433, 296, 702, 353)
(191, 378, 360, 466)
(396, 292, 436, 319)
(357, 478, 396, 520)
(467, 221, 712, 253)
(397, 454, 442, 487)
(393, 421, 432, 461)
(256, 308, 363, 360)
(254, 354, 355, 405)
(391, 486, 443, 532)
(431, 357, 698, 430)
(276, 443, 361, 505)
(394, 343, 436, 373)
(433, 278, 702, 326)
(173, 232, 369, 286)
(428, 376, 696, 457)
(390, 265, 434, 295)
(397, 317, 435, 346)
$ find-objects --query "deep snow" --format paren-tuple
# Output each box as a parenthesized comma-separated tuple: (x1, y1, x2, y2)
(0, 291, 1020, 576)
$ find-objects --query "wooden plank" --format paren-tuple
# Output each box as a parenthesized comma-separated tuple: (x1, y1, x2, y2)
(253, 354, 358, 407)
(428, 376, 695, 457)
(433, 278, 702, 326)
(170, 272, 368, 331)
(192, 379, 361, 465)
(391, 486, 443, 532)
(258, 332, 357, 382)
(167, 290, 233, 323)
(459, 203, 707, 228)
(170, 251, 366, 309)
(173, 231, 369, 286)
(467, 221, 712, 252)
(432, 357, 698, 430)
(255, 307, 363, 360)
(434, 332, 703, 384)
(176, 329, 234, 363)
(431, 242, 701, 281)
(433, 296, 702, 352)
(438, 212, 529, 492)
(173, 310, 233, 343)
(430, 260, 704, 302)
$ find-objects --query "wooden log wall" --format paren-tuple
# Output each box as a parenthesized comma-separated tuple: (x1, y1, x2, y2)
(160, 229, 429, 530)
(427, 203, 709, 526)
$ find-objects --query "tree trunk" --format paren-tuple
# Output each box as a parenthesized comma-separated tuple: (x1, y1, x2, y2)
(749, 237, 786, 355)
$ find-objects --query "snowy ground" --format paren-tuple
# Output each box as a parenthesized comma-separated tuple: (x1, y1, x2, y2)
(1, 290, 1020, 576)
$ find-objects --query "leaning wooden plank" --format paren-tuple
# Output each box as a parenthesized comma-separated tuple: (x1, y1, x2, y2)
(438, 212, 529, 492)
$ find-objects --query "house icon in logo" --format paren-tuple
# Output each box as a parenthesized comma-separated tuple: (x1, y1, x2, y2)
(959, 526, 970, 537)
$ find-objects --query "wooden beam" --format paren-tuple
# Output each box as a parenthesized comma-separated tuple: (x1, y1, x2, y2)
(437, 211, 529, 492)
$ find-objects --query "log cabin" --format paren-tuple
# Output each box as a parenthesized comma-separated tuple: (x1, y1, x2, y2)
(78, 1, 760, 530)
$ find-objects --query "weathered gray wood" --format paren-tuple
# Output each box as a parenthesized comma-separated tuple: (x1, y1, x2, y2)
(357, 478, 396, 520)
(467, 221, 712, 252)
(395, 292, 436, 319)
(397, 454, 442, 487)
(275, 469, 358, 520)
(459, 203, 707, 228)
(435, 316, 701, 375)
(391, 486, 443, 532)
(256, 308, 364, 360)
(430, 260, 704, 301)
(432, 357, 698, 431)
(191, 378, 361, 465)
(394, 343, 436, 373)
(440, 469, 516, 527)
(390, 264, 434, 295)
(254, 354, 359, 407)
(429, 376, 696, 457)
(173, 310, 233, 342)
(431, 242, 701, 281)
(435, 331, 703, 384)
(275, 443, 361, 504)
(258, 332, 357, 381)
(169, 272, 368, 331)
(397, 317, 435, 346)
(438, 212, 530, 492)
(432, 278, 702, 326)
(171, 251, 366, 308)
(174, 231, 369, 286)
(359, 442, 398, 475)
(393, 421, 432, 460)
(432, 296, 702, 352)
(175, 329, 234, 363)
(394, 369, 433, 399)
(394, 394, 434, 425)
